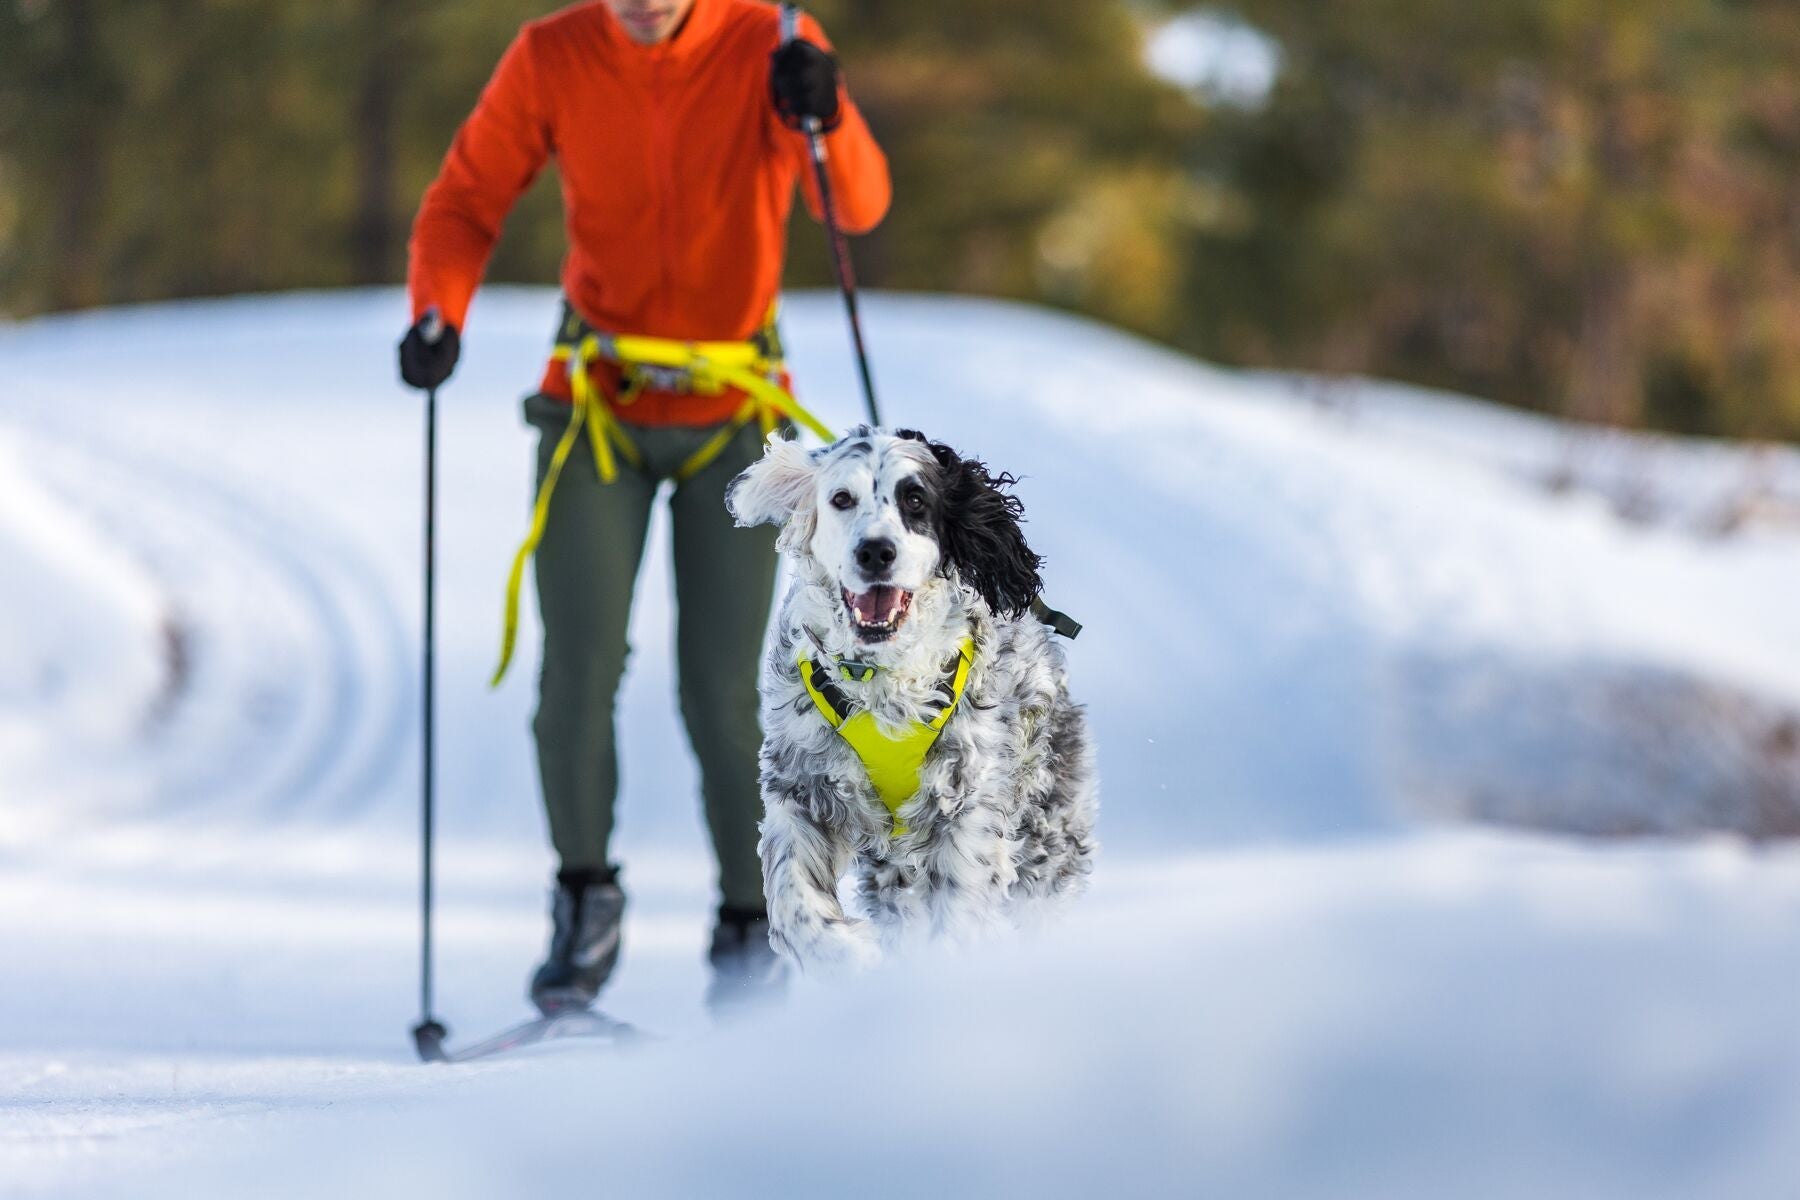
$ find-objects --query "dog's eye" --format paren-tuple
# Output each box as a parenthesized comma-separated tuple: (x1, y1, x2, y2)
(830, 490, 856, 511)
(904, 492, 925, 512)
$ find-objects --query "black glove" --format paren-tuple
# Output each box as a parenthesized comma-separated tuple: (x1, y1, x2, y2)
(398, 315, 461, 390)
(771, 39, 841, 131)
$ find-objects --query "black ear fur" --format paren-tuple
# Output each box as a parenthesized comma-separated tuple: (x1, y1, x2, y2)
(929, 441, 1044, 617)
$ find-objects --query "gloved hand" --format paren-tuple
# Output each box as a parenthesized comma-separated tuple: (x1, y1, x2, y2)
(398, 313, 461, 390)
(770, 39, 841, 131)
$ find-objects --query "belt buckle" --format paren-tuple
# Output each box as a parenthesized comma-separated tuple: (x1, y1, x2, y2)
(630, 364, 694, 395)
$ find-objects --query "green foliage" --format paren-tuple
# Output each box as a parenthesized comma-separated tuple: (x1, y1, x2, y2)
(1177, 0, 1800, 439)
(0, 0, 1195, 340)
(0, 0, 541, 311)
(797, 0, 1199, 336)
(2, 0, 1796, 439)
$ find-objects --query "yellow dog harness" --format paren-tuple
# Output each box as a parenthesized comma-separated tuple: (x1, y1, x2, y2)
(797, 638, 976, 836)
(490, 305, 837, 686)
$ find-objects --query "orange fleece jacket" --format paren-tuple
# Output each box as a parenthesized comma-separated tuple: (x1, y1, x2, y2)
(407, 0, 891, 425)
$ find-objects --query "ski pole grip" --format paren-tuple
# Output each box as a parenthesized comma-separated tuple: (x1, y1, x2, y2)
(776, 6, 825, 141)
(421, 307, 445, 346)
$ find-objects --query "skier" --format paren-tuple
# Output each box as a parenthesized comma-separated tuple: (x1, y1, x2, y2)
(397, 0, 890, 1014)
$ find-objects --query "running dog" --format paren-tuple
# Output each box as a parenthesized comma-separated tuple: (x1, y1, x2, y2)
(727, 427, 1097, 972)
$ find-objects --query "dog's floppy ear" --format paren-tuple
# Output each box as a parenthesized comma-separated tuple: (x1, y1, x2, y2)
(727, 434, 819, 548)
(929, 441, 1044, 617)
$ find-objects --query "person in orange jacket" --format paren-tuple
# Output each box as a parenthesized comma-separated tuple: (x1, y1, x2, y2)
(398, 0, 890, 1015)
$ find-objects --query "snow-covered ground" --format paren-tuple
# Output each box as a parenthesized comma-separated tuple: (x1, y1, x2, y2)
(4, 289, 1800, 1197)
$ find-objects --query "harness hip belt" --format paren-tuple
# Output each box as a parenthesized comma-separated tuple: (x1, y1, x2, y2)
(490, 301, 838, 686)
(797, 637, 975, 835)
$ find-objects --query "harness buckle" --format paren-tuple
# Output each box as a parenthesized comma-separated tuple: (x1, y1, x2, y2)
(625, 363, 696, 395)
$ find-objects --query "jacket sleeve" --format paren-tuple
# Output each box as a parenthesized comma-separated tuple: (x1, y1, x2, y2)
(782, 15, 891, 236)
(407, 28, 553, 330)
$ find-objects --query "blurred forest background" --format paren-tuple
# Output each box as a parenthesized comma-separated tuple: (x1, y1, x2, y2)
(3, 0, 1798, 440)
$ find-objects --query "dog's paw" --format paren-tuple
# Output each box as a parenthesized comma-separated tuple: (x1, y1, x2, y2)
(835, 923, 884, 972)
(786, 919, 882, 977)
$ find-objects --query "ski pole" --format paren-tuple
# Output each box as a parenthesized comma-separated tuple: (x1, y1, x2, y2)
(412, 308, 449, 1063)
(779, 3, 881, 428)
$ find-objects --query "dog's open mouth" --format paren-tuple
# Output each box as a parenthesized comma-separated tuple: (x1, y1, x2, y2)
(841, 585, 913, 641)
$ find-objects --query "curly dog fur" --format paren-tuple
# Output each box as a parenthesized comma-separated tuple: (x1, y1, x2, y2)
(727, 427, 1098, 972)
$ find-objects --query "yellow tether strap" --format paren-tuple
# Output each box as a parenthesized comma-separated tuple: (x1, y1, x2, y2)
(490, 329, 836, 687)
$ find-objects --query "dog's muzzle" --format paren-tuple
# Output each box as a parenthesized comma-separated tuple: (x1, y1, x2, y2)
(841, 585, 912, 641)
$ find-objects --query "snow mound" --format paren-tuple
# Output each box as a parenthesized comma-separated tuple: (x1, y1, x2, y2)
(7, 288, 1800, 842)
(6, 289, 1800, 1196)
(0, 425, 166, 830)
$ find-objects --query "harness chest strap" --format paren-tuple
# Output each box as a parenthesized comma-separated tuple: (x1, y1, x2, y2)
(797, 637, 975, 836)
(489, 312, 837, 687)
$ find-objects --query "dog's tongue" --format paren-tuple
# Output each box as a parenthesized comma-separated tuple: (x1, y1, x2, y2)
(850, 586, 905, 625)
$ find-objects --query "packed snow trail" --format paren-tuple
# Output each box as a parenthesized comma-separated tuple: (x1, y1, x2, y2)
(0, 418, 410, 824)
(8, 290, 1798, 844)
(4, 290, 1800, 1197)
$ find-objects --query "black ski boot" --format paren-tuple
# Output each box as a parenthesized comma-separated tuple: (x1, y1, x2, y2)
(530, 867, 626, 1015)
(704, 905, 788, 1017)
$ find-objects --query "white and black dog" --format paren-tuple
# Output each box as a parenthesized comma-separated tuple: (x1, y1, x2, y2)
(727, 427, 1097, 972)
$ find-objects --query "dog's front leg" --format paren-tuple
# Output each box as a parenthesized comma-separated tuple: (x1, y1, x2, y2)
(760, 799, 880, 975)
(919, 802, 1019, 943)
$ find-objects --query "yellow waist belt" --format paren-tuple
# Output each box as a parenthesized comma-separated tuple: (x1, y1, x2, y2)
(797, 638, 976, 836)
(490, 309, 836, 686)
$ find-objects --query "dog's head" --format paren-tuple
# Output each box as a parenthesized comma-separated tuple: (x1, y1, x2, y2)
(728, 427, 1043, 645)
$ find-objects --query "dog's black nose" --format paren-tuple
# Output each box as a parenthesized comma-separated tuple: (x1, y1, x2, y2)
(855, 538, 897, 576)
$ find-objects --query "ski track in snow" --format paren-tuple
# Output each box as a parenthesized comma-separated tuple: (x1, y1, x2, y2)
(5, 289, 1800, 1197)
(0, 414, 411, 823)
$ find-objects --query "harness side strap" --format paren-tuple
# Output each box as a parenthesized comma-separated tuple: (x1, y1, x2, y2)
(798, 657, 848, 729)
(491, 391, 592, 687)
(1030, 595, 1082, 640)
(927, 639, 976, 731)
(493, 339, 647, 686)
(557, 336, 646, 483)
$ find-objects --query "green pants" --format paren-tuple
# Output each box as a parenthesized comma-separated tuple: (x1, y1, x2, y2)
(524, 393, 778, 911)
